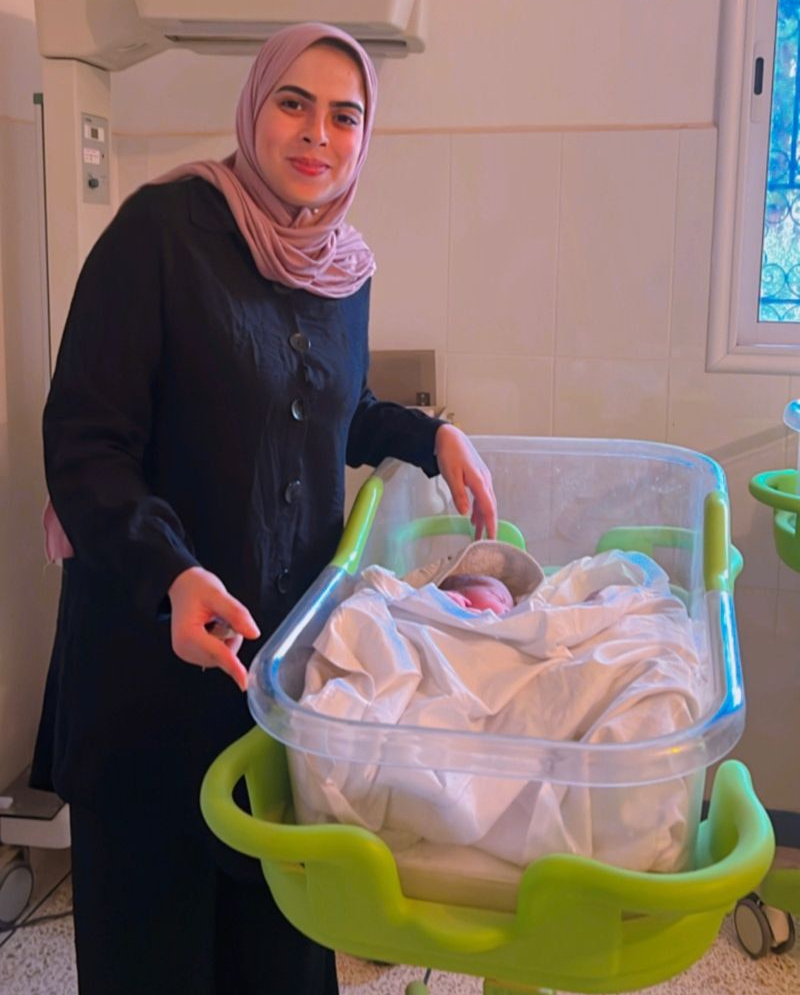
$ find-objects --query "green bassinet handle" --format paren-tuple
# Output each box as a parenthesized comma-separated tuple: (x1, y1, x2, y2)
(331, 472, 526, 577)
(595, 491, 742, 595)
(393, 515, 526, 550)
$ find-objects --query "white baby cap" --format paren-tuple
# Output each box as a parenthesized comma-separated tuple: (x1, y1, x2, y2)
(404, 539, 545, 603)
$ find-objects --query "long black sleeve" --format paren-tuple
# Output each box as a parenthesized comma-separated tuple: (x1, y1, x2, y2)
(346, 385, 443, 477)
(44, 191, 198, 616)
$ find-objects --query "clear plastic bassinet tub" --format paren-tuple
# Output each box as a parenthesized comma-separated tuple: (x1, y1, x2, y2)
(245, 435, 748, 912)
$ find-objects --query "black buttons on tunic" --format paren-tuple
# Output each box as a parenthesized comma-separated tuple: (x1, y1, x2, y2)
(276, 569, 291, 594)
(291, 398, 306, 421)
(284, 479, 302, 504)
(290, 331, 310, 353)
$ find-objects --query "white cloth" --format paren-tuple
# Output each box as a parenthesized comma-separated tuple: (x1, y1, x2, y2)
(293, 550, 704, 872)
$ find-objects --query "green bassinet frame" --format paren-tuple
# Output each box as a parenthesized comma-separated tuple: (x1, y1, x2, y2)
(201, 730, 772, 993)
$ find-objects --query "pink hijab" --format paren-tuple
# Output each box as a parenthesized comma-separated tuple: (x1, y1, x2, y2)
(154, 21, 378, 297)
(44, 22, 378, 562)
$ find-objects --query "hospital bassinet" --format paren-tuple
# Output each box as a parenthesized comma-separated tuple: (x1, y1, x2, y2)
(736, 399, 800, 959)
(202, 436, 774, 993)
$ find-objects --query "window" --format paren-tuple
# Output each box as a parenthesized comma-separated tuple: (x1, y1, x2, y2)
(709, 0, 800, 372)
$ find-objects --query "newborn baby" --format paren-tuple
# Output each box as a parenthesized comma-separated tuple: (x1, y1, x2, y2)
(439, 573, 515, 614)
(405, 539, 545, 615)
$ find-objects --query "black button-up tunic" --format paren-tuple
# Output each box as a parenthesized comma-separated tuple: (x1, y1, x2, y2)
(31, 178, 442, 816)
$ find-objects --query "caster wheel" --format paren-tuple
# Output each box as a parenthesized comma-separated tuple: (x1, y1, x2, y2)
(734, 893, 796, 958)
(0, 857, 34, 930)
(769, 907, 796, 955)
(735, 894, 772, 959)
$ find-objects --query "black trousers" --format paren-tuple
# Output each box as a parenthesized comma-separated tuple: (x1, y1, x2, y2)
(69, 801, 339, 995)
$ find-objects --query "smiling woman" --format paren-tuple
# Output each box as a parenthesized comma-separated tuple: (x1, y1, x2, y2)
(32, 17, 498, 995)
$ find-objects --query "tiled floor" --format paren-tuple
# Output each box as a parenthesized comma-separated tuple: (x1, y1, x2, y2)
(1, 858, 799, 995)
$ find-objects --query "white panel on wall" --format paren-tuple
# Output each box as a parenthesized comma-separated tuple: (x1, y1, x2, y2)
(667, 361, 790, 455)
(670, 128, 718, 361)
(776, 591, 800, 684)
(734, 585, 800, 813)
(108, 0, 720, 135)
(667, 361, 790, 590)
(448, 133, 560, 357)
(553, 356, 668, 441)
(0, 117, 60, 789)
(557, 130, 679, 362)
(723, 439, 786, 591)
(0, 3, 41, 122)
(0, 155, 7, 430)
(144, 135, 236, 187)
(445, 353, 553, 436)
(778, 557, 800, 594)
(114, 132, 237, 202)
(348, 133, 450, 355)
(382, 0, 719, 131)
(112, 47, 252, 135)
(113, 135, 151, 202)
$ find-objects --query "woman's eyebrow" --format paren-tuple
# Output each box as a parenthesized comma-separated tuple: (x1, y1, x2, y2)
(275, 84, 364, 115)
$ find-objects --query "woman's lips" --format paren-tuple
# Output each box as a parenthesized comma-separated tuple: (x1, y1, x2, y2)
(289, 158, 329, 177)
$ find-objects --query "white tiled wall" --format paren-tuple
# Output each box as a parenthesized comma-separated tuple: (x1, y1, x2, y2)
(670, 129, 718, 361)
(558, 130, 678, 362)
(554, 356, 668, 441)
(444, 353, 553, 436)
(447, 133, 560, 358)
(109, 119, 800, 815)
(349, 134, 451, 360)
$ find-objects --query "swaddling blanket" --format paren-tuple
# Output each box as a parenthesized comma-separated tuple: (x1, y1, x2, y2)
(294, 550, 705, 872)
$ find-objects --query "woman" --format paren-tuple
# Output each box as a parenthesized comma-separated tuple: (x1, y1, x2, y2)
(31, 20, 497, 995)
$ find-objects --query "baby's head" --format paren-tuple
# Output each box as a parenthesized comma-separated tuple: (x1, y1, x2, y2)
(439, 572, 515, 615)
(404, 539, 544, 615)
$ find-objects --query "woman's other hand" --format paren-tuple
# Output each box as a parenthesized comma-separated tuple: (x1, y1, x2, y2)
(168, 566, 260, 691)
(434, 424, 498, 540)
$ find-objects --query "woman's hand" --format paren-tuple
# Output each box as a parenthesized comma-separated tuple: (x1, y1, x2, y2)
(434, 423, 498, 540)
(168, 566, 260, 692)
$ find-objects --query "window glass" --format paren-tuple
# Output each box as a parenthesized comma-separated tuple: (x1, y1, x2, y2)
(759, 0, 800, 322)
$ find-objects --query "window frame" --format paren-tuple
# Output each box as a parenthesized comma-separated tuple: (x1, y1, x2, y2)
(708, 0, 800, 374)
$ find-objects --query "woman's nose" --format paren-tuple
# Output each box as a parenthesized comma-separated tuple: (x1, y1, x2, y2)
(302, 112, 328, 147)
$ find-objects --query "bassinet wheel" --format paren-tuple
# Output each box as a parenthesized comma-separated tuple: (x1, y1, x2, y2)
(771, 909, 796, 955)
(734, 895, 772, 958)
(733, 893, 795, 958)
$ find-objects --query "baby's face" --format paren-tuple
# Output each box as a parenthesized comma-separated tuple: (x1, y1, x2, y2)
(440, 574, 515, 615)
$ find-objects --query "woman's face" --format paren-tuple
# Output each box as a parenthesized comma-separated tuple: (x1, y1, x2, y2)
(254, 43, 366, 210)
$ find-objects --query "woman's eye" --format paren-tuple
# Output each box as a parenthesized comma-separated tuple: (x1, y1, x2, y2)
(280, 98, 303, 111)
(335, 113, 361, 128)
